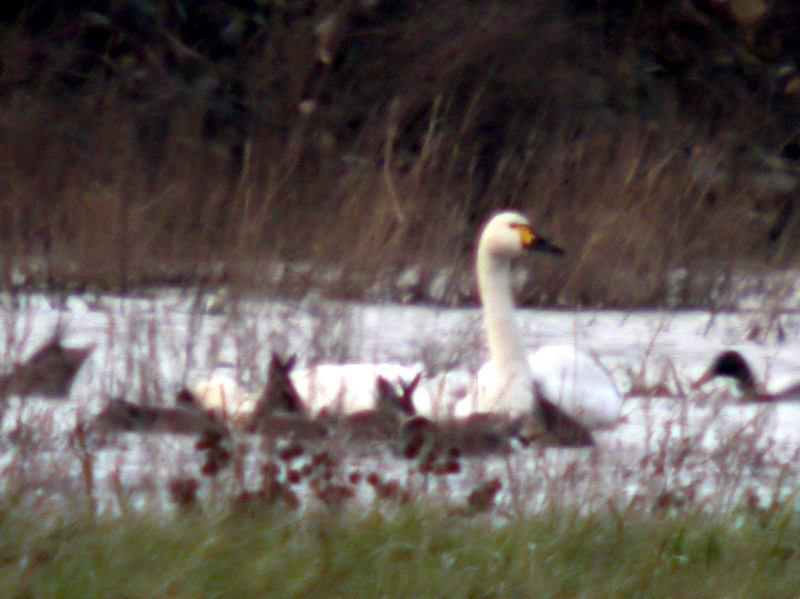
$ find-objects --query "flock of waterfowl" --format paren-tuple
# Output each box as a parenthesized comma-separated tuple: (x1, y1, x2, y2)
(0, 212, 792, 458)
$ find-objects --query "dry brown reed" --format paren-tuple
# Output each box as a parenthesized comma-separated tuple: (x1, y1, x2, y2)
(1, 1, 800, 310)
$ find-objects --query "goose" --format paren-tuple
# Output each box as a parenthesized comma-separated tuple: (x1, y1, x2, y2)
(355, 376, 532, 456)
(182, 356, 309, 426)
(257, 353, 308, 416)
(336, 373, 420, 441)
(0, 333, 94, 399)
(692, 350, 800, 402)
(398, 396, 596, 458)
(399, 412, 525, 458)
(85, 398, 228, 436)
(244, 353, 327, 438)
(474, 211, 622, 436)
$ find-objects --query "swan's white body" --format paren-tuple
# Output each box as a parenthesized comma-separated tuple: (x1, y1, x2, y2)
(474, 212, 622, 429)
(413, 369, 475, 419)
(290, 363, 423, 418)
(191, 374, 255, 422)
(527, 345, 621, 429)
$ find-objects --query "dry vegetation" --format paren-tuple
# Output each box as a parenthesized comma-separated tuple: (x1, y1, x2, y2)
(2, 0, 800, 307)
(2, 375, 800, 597)
(2, 4, 800, 592)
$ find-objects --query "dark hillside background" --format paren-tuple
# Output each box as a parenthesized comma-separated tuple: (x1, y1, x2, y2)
(2, 0, 800, 307)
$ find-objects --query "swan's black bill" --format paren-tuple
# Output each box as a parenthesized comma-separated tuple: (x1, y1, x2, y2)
(531, 236, 565, 256)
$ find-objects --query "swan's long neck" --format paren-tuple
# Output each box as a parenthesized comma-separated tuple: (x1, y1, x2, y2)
(477, 248, 527, 369)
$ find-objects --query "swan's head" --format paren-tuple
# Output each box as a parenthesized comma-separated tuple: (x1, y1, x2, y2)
(692, 350, 756, 392)
(479, 212, 564, 259)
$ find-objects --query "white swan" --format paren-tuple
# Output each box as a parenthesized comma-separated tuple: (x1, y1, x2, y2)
(474, 211, 622, 430)
(190, 374, 256, 423)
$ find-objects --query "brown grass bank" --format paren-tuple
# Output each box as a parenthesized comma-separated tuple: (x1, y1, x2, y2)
(1, 1, 800, 307)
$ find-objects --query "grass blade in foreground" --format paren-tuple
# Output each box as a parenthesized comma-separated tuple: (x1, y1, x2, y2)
(0, 503, 799, 598)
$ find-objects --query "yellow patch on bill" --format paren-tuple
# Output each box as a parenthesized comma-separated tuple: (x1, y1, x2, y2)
(516, 224, 535, 247)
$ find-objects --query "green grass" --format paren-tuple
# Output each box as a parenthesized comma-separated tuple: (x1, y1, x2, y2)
(0, 501, 799, 598)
